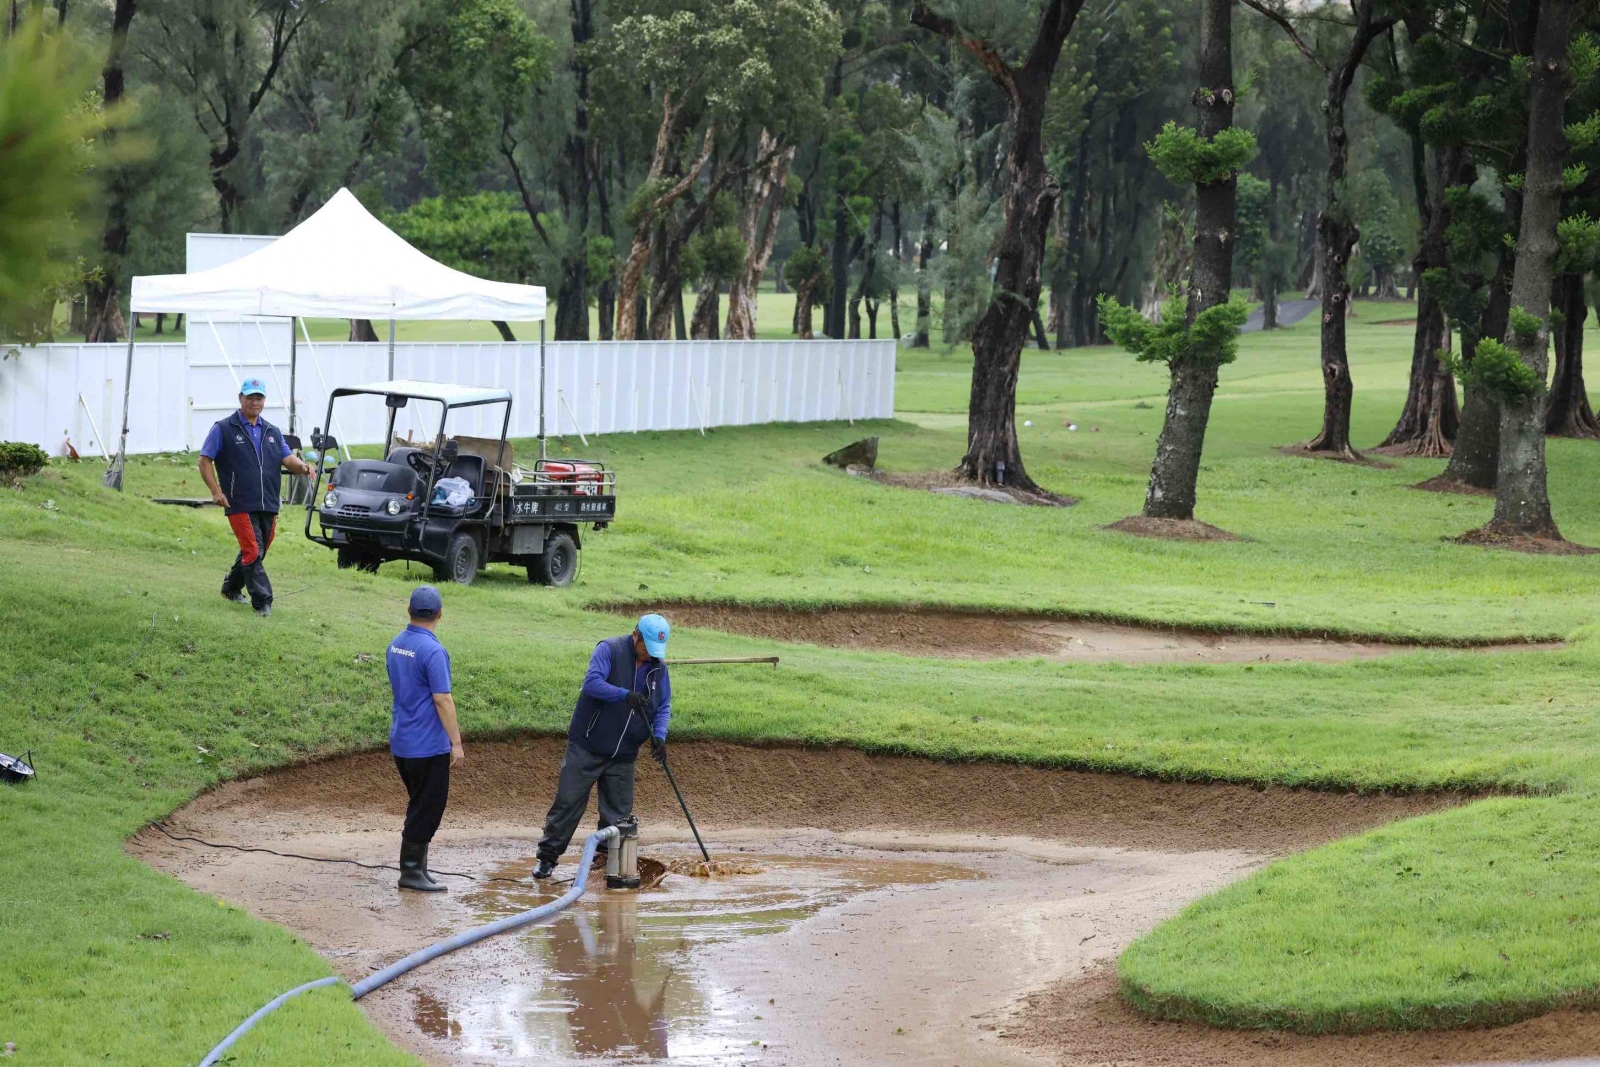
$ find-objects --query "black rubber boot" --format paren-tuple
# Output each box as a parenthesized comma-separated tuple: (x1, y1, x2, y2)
(398, 839, 445, 892)
(533, 858, 556, 880)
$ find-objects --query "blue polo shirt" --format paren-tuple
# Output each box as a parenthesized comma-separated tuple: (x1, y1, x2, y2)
(386, 624, 453, 758)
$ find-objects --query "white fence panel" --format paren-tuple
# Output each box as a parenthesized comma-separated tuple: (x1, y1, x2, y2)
(0, 338, 896, 454)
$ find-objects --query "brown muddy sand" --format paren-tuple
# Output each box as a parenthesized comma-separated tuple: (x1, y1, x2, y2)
(128, 738, 1600, 1065)
(634, 603, 1559, 664)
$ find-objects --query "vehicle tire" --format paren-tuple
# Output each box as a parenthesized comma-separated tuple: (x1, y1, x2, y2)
(336, 547, 360, 570)
(441, 532, 480, 585)
(534, 531, 578, 587)
(357, 556, 382, 574)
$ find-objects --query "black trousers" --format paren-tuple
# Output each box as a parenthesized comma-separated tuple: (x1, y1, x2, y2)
(223, 511, 277, 609)
(536, 740, 636, 864)
(394, 754, 451, 843)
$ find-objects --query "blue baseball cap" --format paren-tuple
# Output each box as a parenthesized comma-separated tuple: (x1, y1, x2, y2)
(637, 613, 670, 658)
(409, 585, 443, 618)
(240, 378, 266, 397)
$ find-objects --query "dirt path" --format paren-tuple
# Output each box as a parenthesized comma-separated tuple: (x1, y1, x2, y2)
(133, 738, 1580, 1067)
(629, 604, 1559, 664)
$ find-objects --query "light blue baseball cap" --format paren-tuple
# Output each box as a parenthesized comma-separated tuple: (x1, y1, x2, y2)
(240, 378, 266, 396)
(637, 613, 670, 658)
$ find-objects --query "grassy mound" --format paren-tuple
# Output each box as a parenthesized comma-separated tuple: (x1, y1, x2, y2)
(1120, 794, 1600, 1032)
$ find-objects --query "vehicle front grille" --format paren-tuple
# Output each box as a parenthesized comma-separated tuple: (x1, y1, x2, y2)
(338, 504, 371, 517)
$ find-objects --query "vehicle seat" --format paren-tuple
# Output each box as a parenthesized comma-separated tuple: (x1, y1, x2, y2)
(443, 454, 486, 498)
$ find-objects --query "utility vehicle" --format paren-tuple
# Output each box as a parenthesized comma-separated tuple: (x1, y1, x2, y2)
(303, 380, 615, 586)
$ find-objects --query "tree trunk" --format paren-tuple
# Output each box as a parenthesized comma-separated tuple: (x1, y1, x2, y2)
(615, 97, 712, 341)
(492, 321, 516, 342)
(1480, 0, 1572, 539)
(691, 277, 719, 339)
(673, 289, 687, 340)
(554, 251, 588, 341)
(1383, 147, 1466, 455)
(349, 319, 379, 342)
(1062, 117, 1094, 348)
(154, 312, 165, 335)
(866, 298, 879, 339)
(83, 0, 136, 344)
(1545, 272, 1598, 436)
(1262, 288, 1278, 330)
(725, 132, 794, 340)
(889, 201, 904, 341)
(794, 280, 815, 339)
(914, 207, 934, 348)
(827, 204, 851, 339)
(1032, 309, 1050, 350)
(1304, 8, 1388, 458)
(596, 277, 615, 340)
(911, 0, 1086, 492)
(1142, 0, 1235, 520)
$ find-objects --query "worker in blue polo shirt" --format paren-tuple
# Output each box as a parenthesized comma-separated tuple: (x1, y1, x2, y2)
(197, 378, 316, 617)
(386, 585, 464, 892)
(533, 613, 672, 880)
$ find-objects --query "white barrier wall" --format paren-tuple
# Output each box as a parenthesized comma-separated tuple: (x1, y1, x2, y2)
(0, 338, 897, 455)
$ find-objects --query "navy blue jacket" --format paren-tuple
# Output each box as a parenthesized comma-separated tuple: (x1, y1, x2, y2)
(568, 635, 671, 761)
(208, 411, 286, 516)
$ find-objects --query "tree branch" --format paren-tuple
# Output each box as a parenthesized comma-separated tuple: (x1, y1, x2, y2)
(1239, 0, 1327, 70)
(909, 1, 1017, 101)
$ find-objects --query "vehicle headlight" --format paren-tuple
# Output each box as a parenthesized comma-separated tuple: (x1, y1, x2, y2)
(385, 498, 403, 516)
(323, 491, 339, 509)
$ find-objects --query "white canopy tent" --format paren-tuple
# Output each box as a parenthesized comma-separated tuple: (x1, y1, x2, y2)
(105, 188, 548, 488)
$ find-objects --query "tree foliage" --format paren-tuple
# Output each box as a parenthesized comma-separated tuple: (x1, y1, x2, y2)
(1097, 290, 1249, 368)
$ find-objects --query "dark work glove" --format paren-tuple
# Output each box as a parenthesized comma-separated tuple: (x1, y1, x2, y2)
(650, 736, 667, 765)
(626, 691, 650, 714)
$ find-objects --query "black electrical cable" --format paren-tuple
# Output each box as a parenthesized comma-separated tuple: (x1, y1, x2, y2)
(146, 821, 579, 885)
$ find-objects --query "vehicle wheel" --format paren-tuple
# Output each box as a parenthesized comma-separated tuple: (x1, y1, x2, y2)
(357, 556, 382, 574)
(534, 531, 578, 587)
(336, 547, 360, 570)
(443, 532, 480, 585)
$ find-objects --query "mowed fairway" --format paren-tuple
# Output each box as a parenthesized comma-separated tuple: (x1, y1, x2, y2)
(6, 307, 1600, 1063)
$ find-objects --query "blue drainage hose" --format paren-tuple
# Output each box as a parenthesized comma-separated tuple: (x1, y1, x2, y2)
(196, 827, 618, 1067)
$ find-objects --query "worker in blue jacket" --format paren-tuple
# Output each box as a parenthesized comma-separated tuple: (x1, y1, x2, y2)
(534, 614, 672, 879)
(197, 378, 316, 617)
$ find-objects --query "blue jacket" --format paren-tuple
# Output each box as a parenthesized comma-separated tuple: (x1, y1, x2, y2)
(207, 411, 286, 516)
(568, 635, 671, 761)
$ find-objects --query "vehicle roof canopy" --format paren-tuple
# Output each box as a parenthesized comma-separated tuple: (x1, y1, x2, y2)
(336, 379, 513, 408)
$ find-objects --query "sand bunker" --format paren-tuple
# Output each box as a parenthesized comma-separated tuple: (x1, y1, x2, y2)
(132, 739, 1570, 1066)
(624, 603, 1559, 664)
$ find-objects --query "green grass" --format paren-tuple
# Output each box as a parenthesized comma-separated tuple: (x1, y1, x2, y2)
(7, 306, 1600, 1060)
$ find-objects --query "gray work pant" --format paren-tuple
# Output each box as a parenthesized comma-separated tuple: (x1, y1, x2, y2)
(536, 740, 636, 865)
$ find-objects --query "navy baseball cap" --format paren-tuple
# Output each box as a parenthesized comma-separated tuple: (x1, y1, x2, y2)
(240, 378, 266, 396)
(409, 585, 443, 618)
(637, 613, 670, 658)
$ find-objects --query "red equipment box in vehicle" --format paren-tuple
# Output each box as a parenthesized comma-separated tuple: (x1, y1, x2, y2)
(540, 461, 603, 495)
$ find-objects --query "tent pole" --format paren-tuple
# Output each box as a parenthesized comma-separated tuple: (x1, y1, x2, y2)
(289, 317, 297, 435)
(388, 318, 396, 379)
(539, 319, 547, 460)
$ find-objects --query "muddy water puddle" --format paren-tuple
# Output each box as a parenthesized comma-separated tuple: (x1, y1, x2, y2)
(410, 848, 978, 1064)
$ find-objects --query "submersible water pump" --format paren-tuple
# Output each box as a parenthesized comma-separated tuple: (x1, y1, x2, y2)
(605, 816, 641, 889)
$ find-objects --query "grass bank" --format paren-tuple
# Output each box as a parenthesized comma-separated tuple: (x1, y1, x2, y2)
(4, 309, 1600, 1060)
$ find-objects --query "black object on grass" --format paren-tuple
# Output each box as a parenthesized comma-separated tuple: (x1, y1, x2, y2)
(0, 750, 36, 784)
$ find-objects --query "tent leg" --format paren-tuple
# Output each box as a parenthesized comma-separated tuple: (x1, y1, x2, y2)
(388, 318, 396, 380)
(289, 318, 297, 435)
(539, 320, 547, 460)
(103, 335, 134, 490)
